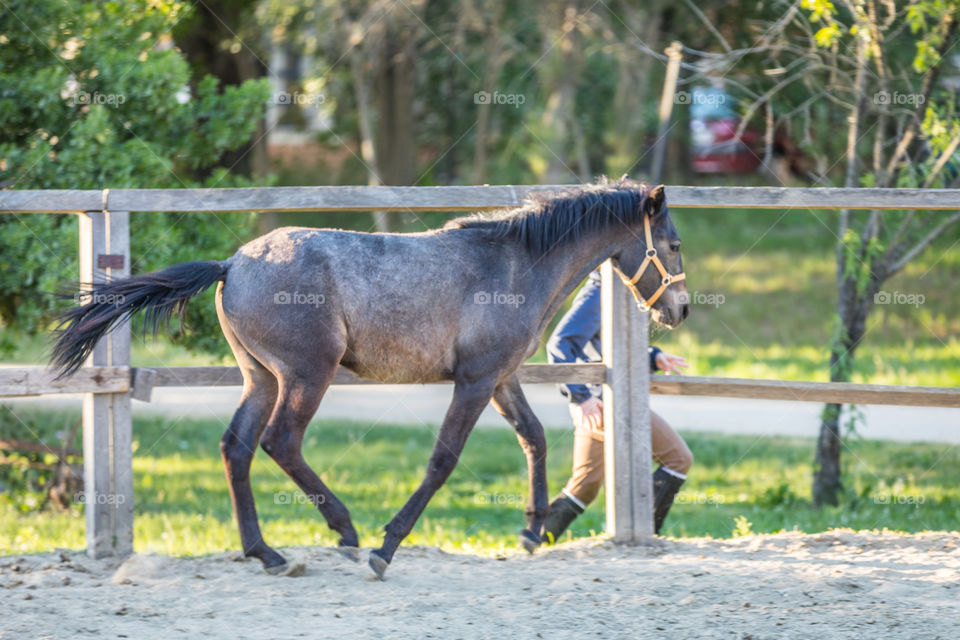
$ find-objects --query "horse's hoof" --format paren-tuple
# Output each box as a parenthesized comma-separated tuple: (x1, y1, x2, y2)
(337, 541, 360, 563)
(368, 550, 390, 580)
(259, 546, 289, 573)
(519, 529, 541, 554)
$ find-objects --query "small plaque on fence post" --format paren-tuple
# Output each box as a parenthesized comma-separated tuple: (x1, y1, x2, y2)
(97, 254, 125, 269)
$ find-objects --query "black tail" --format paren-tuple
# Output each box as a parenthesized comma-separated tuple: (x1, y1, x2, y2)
(51, 260, 228, 377)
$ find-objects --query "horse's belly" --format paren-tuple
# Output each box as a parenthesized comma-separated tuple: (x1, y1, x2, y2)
(341, 338, 455, 383)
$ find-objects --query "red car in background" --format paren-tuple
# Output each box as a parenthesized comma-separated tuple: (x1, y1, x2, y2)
(688, 85, 762, 174)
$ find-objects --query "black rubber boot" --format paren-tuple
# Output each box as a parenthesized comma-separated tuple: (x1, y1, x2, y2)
(542, 494, 584, 544)
(653, 466, 685, 535)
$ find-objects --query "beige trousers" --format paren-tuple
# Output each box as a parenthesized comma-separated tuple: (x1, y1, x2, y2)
(562, 409, 693, 507)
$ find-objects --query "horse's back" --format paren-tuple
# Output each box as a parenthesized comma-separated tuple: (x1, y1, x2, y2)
(219, 226, 509, 382)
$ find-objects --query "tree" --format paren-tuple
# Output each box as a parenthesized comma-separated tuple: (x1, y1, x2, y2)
(173, 0, 270, 179)
(259, 0, 433, 231)
(0, 0, 270, 356)
(801, 0, 960, 505)
(668, 0, 960, 504)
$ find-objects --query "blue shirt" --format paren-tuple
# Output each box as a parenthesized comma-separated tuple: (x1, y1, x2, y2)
(546, 270, 662, 404)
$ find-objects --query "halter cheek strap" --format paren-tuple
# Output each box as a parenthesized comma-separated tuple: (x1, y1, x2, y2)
(611, 213, 686, 311)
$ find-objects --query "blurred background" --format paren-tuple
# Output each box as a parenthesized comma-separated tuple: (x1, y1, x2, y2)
(2, 0, 958, 384)
(1, 1, 959, 549)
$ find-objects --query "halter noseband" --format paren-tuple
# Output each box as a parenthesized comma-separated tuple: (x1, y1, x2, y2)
(612, 213, 686, 311)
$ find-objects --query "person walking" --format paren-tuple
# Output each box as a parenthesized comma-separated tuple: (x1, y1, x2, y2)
(543, 269, 693, 543)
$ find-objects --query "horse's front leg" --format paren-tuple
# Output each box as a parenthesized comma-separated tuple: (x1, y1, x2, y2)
(491, 375, 548, 553)
(369, 376, 496, 579)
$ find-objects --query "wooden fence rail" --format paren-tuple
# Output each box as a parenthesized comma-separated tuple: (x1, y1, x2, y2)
(1, 184, 958, 558)
(4, 365, 959, 407)
(5, 186, 960, 213)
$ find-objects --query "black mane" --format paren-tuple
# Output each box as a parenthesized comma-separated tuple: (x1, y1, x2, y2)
(445, 177, 651, 255)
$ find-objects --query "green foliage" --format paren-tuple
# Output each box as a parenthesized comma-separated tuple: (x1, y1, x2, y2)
(0, 0, 270, 355)
(0, 406, 80, 511)
(839, 228, 883, 297)
(732, 515, 754, 537)
(905, 0, 958, 72)
(757, 481, 800, 508)
(922, 98, 960, 181)
(784, 1, 960, 449)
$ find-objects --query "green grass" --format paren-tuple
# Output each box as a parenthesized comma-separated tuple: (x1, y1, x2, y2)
(3, 409, 958, 557)
(649, 208, 960, 386)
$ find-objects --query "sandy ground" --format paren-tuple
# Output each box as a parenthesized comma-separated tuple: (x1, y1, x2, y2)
(2, 531, 959, 639)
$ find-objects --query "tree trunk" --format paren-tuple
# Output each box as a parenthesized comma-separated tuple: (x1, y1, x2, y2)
(814, 400, 843, 506)
(814, 309, 857, 504)
(539, 1, 588, 183)
(611, 1, 663, 165)
(374, 26, 417, 185)
(371, 20, 419, 230)
(472, 4, 506, 184)
(813, 36, 867, 506)
(348, 40, 390, 233)
(814, 260, 879, 505)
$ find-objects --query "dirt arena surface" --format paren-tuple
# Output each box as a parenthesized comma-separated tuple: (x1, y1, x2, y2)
(2, 530, 959, 639)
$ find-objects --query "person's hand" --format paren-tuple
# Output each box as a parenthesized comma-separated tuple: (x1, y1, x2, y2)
(571, 397, 604, 435)
(655, 351, 690, 375)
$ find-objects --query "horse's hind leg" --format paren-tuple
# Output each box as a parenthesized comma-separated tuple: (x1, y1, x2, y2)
(221, 363, 284, 570)
(217, 305, 284, 570)
(259, 359, 359, 560)
(491, 375, 548, 553)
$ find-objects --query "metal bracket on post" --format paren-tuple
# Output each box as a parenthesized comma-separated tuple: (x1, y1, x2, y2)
(601, 260, 655, 543)
(79, 207, 133, 558)
(130, 367, 156, 403)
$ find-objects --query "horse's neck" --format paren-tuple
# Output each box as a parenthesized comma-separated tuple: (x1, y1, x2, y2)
(534, 225, 627, 324)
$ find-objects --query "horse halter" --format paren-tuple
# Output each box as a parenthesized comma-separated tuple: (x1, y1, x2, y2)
(612, 213, 686, 311)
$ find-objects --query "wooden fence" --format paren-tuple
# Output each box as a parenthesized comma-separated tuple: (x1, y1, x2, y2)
(2, 185, 960, 558)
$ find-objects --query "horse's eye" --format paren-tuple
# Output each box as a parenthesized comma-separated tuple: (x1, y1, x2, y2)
(669, 242, 681, 253)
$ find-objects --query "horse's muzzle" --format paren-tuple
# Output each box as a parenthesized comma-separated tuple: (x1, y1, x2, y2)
(647, 301, 688, 328)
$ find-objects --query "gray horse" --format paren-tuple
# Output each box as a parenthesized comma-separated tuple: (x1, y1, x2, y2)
(51, 178, 688, 578)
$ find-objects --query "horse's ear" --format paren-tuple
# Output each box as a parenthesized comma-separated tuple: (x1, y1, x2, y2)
(643, 184, 666, 217)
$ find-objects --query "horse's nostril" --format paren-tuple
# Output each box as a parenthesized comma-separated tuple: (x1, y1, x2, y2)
(681, 303, 690, 320)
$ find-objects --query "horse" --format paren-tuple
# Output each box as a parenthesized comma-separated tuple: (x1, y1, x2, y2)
(50, 178, 689, 579)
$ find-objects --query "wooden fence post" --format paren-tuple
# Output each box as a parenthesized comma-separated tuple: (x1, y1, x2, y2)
(79, 206, 133, 558)
(601, 261, 655, 542)
(650, 41, 684, 185)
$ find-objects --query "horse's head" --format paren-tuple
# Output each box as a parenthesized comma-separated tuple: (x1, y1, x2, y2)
(613, 184, 689, 328)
